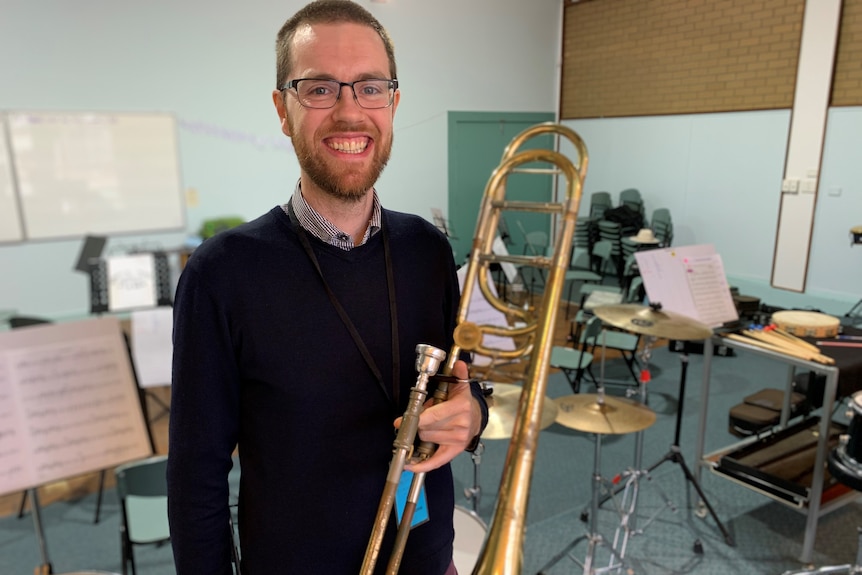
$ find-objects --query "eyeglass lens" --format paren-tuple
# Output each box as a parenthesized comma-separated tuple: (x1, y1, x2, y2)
(294, 79, 393, 109)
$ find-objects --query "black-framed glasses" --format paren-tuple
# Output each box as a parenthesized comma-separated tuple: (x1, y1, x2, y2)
(282, 78, 398, 109)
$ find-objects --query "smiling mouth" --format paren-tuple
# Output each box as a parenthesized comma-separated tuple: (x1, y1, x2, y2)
(327, 137, 369, 154)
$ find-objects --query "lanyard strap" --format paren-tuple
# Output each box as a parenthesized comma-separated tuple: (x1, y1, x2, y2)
(293, 219, 401, 406)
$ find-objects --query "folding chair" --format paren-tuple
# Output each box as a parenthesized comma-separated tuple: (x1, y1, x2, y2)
(115, 456, 170, 575)
(550, 316, 599, 393)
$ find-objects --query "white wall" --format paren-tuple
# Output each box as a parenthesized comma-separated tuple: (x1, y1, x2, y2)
(0, 0, 562, 319)
(565, 107, 862, 316)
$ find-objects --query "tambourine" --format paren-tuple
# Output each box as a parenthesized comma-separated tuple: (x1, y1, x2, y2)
(771, 310, 840, 339)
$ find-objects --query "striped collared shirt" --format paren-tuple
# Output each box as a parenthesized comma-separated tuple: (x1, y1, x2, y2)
(283, 181, 382, 251)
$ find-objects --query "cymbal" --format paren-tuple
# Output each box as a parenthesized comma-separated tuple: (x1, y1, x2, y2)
(484, 383, 558, 439)
(593, 304, 712, 341)
(554, 394, 656, 434)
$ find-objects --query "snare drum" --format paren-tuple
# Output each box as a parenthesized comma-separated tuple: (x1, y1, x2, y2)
(453, 506, 487, 574)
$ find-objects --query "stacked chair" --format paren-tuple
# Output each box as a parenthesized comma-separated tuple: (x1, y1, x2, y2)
(651, 207, 674, 247)
(574, 191, 612, 254)
(563, 247, 602, 319)
(618, 188, 645, 219)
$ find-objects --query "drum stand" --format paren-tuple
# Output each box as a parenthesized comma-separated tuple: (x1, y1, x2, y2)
(464, 441, 484, 513)
(582, 341, 733, 553)
(536, 430, 633, 575)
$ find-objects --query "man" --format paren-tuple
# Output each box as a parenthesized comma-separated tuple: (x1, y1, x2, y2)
(167, 1, 488, 574)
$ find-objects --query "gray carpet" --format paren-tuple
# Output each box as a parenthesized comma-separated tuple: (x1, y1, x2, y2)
(1, 347, 860, 574)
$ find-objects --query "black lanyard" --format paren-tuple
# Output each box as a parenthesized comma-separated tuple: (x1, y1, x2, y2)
(293, 217, 401, 407)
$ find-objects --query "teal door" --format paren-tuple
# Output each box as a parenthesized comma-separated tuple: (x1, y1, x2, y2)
(447, 111, 556, 265)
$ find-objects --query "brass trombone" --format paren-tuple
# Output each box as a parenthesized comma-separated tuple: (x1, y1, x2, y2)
(360, 122, 588, 575)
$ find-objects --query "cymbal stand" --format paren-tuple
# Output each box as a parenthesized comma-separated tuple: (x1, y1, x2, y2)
(582, 335, 657, 524)
(643, 352, 735, 547)
(463, 441, 484, 513)
(536, 428, 632, 575)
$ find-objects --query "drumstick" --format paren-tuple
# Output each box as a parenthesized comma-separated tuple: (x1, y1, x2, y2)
(741, 330, 827, 362)
(724, 333, 815, 361)
(726, 333, 835, 365)
(743, 328, 814, 354)
(816, 341, 862, 348)
(759, 330, 835, 364)
(764, 324, 822, 354)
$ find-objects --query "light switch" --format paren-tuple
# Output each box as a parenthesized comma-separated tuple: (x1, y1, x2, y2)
(781, 178, 800, 193)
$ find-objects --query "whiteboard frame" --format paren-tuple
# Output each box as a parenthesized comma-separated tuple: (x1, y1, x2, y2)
(3, 110, 186, 242)
(0, 114, 25, 244)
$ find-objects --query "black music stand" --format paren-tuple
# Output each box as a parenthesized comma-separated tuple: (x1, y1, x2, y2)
(644, 351, 734, 547)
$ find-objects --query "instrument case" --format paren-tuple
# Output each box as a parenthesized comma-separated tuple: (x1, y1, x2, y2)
(728, 388, 811, 437)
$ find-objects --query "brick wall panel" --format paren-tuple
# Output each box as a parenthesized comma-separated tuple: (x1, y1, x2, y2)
(561, 0, 862, 118)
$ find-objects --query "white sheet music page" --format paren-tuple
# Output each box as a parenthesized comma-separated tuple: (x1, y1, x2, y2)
(0, 317, 152, 497)
(457, 266, 516, 366)
(107, 253, 157, 311)
(635, 244, 737, 328)
(131, 307, 174, 388)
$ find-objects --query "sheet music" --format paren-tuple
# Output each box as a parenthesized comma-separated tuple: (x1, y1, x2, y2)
(457, 267, 516, 366)
(635, 244, 738, 328)
(131, 307, 174, 388)
(683, 254, 738, 328)
(492, 236, 519, 286)
(106, 253, 157, 311)
(0, 317, 152, 497)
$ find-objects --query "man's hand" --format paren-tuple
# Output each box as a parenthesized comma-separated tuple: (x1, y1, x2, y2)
(398, 360, 482, 474)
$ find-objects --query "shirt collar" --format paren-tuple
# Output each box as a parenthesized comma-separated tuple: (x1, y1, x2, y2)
(284, 180, 382, 250)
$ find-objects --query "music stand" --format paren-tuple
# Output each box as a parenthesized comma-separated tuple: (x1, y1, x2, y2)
(73, 234, 107, 273)
(630, 245, 739, 547)
(430, 207, 458, 241)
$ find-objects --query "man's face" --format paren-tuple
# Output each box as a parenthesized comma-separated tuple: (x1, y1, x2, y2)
(274, 22, 399, 202)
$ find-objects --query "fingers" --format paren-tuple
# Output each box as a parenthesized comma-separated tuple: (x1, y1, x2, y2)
(396, 359, 481, 473)
(405, 444, 462, 474)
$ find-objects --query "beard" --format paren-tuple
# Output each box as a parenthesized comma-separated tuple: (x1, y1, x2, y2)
(292, 122, 393, 203)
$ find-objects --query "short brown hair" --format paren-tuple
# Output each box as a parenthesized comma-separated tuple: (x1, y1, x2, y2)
(275, 0, 397, 89)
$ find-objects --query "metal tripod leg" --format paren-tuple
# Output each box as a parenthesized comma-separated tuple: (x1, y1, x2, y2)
(464, 442, 483, 513)
(644, 354, 734, 547)
(537, 434, 632, 575)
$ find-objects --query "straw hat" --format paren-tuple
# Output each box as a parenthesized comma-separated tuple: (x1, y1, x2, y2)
(629, 228, 659, 244)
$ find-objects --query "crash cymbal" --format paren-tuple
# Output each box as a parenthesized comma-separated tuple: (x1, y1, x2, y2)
(484, 383, 558, 439)
(554, 394, 656, 434)
(593, 304, 712, 341)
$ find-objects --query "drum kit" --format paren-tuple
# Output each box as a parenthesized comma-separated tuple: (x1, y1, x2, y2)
(459, 302, 734, 574)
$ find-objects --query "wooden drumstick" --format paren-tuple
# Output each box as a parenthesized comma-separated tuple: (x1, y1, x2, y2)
(725, 333, 834, 364)
(766, 324, 822, 354)
(742, 330, 808, 355)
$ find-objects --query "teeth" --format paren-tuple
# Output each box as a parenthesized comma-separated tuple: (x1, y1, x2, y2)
(328, 139, 367, 154)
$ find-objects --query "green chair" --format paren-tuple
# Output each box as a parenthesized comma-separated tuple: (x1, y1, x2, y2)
(550, 316, 599, 393)
(578, 312, 641, 389)
(563, 248, 602, 319)
(115, 456, 170, 575)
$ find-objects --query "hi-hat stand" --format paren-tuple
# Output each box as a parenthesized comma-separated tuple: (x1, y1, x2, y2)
(536, 431, 633, 575)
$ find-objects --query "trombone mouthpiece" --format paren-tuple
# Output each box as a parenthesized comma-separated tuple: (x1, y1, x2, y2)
(415, 344, 447, 376)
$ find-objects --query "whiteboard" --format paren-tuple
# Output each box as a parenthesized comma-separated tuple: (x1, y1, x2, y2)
(0, 115, 24, 243)
(6, 111, 184, 240)
(0, 316, 153, 497)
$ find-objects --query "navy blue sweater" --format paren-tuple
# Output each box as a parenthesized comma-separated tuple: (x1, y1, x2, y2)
(168, 206, 470, 574)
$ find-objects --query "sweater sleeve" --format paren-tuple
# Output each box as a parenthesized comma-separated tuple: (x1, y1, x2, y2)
(167, 258, 239, 575)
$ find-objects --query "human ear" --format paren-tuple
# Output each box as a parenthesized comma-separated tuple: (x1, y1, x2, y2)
(272, 90, 292, 137)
